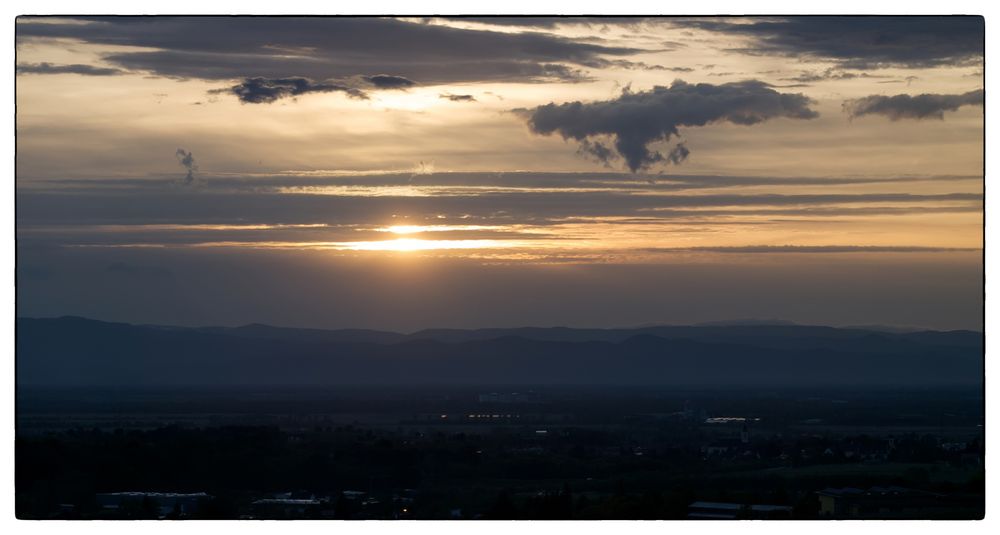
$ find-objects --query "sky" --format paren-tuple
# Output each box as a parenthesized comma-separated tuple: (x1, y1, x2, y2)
(14, 16, 985, 331)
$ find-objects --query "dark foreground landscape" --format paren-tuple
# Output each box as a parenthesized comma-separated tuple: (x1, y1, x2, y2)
(16, 318, 984, 519)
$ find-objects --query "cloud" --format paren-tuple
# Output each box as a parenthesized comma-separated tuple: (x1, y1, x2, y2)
(664, 143, 690, 165)
(522, 79, 818, 172)
(210, 77, 369, 104)
(843, 90, 984, 120)
(412, 161, 435, 176)
(175, 148, 197, 185)
(17, 185, 978, 229)
(438, 16, 654, 29)
(34, 171, 983, 195)
(363, 74, 416, 89)
(578, 58, 694, 72)
(683, 16, 983, 69)
(875, 76, 919, 86)
(16, 62, 125, 76)
(440, 93, 477, 102)
(577, 139, 618, 167)
(15, 17, 642, 85)
(781, 69, 880, 83)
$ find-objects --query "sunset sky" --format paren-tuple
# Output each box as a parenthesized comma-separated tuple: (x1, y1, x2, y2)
(15, 16, 984, 331)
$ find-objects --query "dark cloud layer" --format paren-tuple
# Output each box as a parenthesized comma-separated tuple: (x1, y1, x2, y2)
(363, 74, 416, 89)
(684, 16, 983, 69)
(211, 77, 369, 104)
(16, 188, 979, 227)
(524, 80, 818, 172)
(15, 17, 641, 85)
(16, 62, 125, 76)
(442, 17, 654, 29)
(843, 90, 984, 120)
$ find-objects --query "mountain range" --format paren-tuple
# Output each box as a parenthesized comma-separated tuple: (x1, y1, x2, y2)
(16, 316, 983, 387)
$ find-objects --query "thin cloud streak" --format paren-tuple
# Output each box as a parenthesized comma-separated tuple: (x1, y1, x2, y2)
(28, 172, 983, 192)
(16, 62, 126, 76)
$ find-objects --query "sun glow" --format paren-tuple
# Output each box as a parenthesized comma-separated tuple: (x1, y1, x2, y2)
(340, 238, 504, 251)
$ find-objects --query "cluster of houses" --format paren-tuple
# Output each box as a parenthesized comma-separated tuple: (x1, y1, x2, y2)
(90, 489, 418, 519)
(94, 492, 211, 518)
(686, 485, 968, 520)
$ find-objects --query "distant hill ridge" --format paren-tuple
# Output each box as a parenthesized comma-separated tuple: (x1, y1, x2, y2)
(16, 316, 983, 387)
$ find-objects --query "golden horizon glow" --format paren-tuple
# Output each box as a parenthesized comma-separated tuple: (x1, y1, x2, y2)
(379, 225, 502, 234)
(118, 238, 525, 251)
